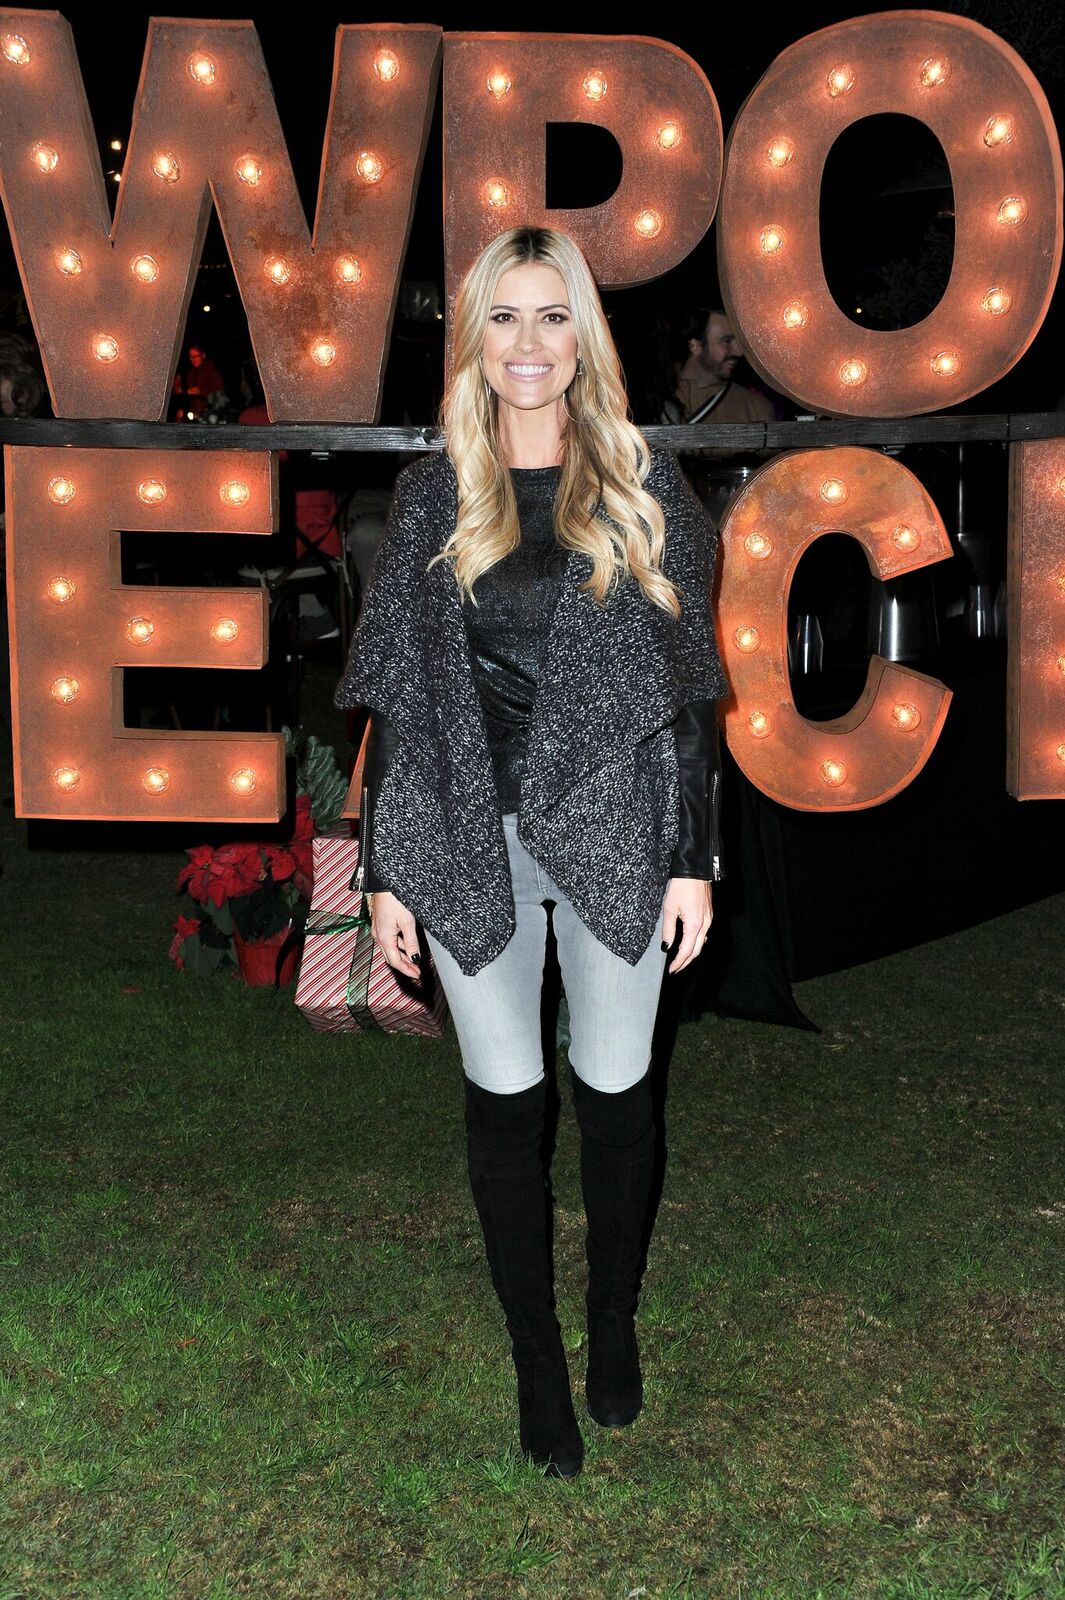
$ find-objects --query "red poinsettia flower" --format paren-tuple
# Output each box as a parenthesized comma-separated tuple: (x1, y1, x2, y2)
(168, 913, 202, 969)
(178, 841, 264, 907)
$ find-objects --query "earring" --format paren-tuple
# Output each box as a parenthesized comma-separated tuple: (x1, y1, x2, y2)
(479, 356, 493, 404)
(576, 355, 585, 378)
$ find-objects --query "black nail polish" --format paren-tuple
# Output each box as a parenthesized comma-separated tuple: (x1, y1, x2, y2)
(411, 952, 422, 965)
(660, 940, 669, 951)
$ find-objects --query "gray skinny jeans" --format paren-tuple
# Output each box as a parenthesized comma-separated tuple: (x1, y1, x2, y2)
(424, 812, 669, 1095)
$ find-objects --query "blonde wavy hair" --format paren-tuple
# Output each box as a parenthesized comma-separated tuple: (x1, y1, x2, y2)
(426, 226, 682, 618)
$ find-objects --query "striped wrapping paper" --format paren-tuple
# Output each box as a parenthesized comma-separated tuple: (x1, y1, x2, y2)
(295, 832, 449, 1037)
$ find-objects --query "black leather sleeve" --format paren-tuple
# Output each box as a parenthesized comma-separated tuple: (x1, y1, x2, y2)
(668, 699, 724, 882)
(360, 711, 402, 893)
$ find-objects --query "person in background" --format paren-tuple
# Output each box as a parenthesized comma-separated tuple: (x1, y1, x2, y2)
(174, 344, 225, 420)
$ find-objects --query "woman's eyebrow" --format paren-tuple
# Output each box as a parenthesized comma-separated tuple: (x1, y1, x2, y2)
(490, 303, 571, 312)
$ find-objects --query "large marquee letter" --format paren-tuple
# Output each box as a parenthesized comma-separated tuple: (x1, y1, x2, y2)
(5, 445, 284, 820)
(718, 11, 1063, 417)
(0, 14, 441, 420)
(717, 447, 953, 808)
(1007, 439, 1065, 799)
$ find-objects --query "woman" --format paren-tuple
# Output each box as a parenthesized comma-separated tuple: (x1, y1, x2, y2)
(334, 225, 727, 1479)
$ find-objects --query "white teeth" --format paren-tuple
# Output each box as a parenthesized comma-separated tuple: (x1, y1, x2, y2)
(506, 364, 551, 375)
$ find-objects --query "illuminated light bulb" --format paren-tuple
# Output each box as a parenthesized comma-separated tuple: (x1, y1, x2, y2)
(484, 180, 510, 208)
(137, 478, 167, 506)
(311, 338, 337, 367)
(356, 150, 383, 183)
(783, 302, 809, 330)
(110, 139, 122, 152)
(931, 349, 960, 377)
(734, 625, 760, 653)
(126, 616, 155, 645)
(892, 523, 921, 551)
(1057, 655, 1065, 675)
(31, 142, 59, 173)
(827, 65, 855, 98)
(1057, 743, 1065, 765)
(55, 247, 83, 276)
(656, 121, 681, 150)
(744, 531, 773, 559)
(748, 711, 772, 739)
(981, 286, 1011, 316)
(487, 70, 512, 99)
(47, 475, 76, 505)
(839, 357, 868, 387)
(766, 137, 794, 167)
(236, 155, 262, 186)
(187, 53, 216, 86)
(130, 253, 158, 283)
(142, 767, 171, 793)
(229, 767, 258, 795)
(52, 766, 80, 791)
(92, 333, 119, 363)
(919, 55, 951, 88)
(50, 676, 80, 704)
(211, 617, 239, 644)
(583, 69, 608, 101)
(335, 255, 362, 285)
(892, 702, 922, 729)
(759, 225, 785, 254)
(264, 255, 291, 286)
(2, 33, 30, 66)
(373, 49, 399, 82)
(997, 195, 1028, 226)
(220, 480, 250, 508)
(634, 209, 663, 239)
(152, 152, 180, 183)
(983, 114, 1013, 147)
(821, 758, 847, 786)
(820, 478, 847, 504)
(47, 576, 76, 604)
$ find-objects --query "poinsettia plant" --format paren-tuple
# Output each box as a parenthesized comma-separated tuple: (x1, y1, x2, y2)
(169, 728, 348, 975)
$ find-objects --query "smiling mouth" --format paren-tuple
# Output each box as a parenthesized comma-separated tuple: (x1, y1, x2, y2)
(504, 363, 554, 379)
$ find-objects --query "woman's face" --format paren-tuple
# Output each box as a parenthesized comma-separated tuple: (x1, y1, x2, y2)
(480, 262, 579, 413)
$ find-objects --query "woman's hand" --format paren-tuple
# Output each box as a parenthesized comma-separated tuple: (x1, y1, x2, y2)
(661, 877, 713, 974)
(369, 890, 423, 980)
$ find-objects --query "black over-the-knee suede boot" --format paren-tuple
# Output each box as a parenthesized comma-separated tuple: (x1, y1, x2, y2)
(463, 1074, 584, 1478)
(569, 1062, 656, 1428)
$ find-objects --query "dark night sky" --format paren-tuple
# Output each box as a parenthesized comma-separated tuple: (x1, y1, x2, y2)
(3, 0, 1065, 418)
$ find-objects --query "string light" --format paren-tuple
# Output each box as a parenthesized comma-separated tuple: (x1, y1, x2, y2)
(634, 209, 662, 239)
(485, 180, 509, 208)
(211, 618, 239, 644)
(766, 137, 794, 167)
(55, 248, 82, 276)
(311, 339, 337, 367)
(656, 121, 681, 150)
(52, 766, 80, 791)
(126, 617, 155, 644)
(137, 479, 167, 505)
(734, 625, 760, 653)
(264, 256, 291, 286)
(92, 334, 119, 363)
(50, 676, 80, 704)
(230, 768, 258, 795)
(47, 577, 76, 604)
(220, 481, 250, 508)
(187, 53, 216, 86)
(334, 255, 362, 285)
(744, 531, 773, 559)
(820, 478, 847, 504)
(821, 758, 847, 786)
(981, 287, 1011, 315)
(356, 151, 383, 183)
(487, 71, 512, 99)
(839, 358, 868, 387)
(919, 56, 951, 87)
(783, 302, 809, 329)
(153, 152, 180, 183)
(236, 155, 262, 186)
(892, 524, 921, 551)
(31, 142, 59, 173)
(931, 349, 960, 377)
(749, 711, 773, 738)
(582, 69, 608, 101)
(983, 114, 1014, 147)
(373, 49, 399, 82)
(2, 33, 30, 66)
(827, 65, 855, 98)
(47, 476, 76, 505)
(759, 225, 785, 254)
(892, 703, 922, 729)
(997, 195, 1028, 226)
(142, 767, 171, 793)
(130, 254, 158, 283)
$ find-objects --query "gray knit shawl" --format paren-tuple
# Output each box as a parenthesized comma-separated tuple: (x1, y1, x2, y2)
(334, 445, 728, 976)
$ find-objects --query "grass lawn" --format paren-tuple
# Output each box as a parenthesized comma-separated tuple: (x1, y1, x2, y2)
(2, 663, 1064, 1599)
